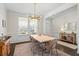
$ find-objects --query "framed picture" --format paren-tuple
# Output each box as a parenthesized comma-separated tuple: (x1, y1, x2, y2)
(2, 19, 6, 28)
(63, 22, 77, 32)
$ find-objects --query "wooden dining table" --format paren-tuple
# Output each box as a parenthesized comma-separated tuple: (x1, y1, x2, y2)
(30, 34, 57, 43)
(30, 34, 58, 55)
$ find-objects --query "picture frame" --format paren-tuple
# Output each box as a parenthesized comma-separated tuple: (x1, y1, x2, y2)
(63, 22, 77, 32)
(2, 19, 6, 28)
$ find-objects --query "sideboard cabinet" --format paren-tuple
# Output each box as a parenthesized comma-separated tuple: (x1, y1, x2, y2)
(59, 32, 76, 44)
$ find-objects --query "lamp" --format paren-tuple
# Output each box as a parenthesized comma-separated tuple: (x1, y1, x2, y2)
(29, 3, 40, 20)
(60, 25, 64, 32)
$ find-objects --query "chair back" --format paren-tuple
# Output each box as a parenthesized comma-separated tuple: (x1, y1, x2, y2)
(49, 39, 58, 49)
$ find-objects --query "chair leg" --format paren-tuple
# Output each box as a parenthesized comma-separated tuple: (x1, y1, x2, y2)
(50, 48, 58, 56)
(50, 48, 55, 56)
(42, 51, 43, 56)
(55, 49, 58, 56)
(31, 47, 34, 56)
(49, 49, 52, 56)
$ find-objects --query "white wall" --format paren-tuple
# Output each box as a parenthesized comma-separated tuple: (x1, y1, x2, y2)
(0, 3, 7, 36)
(44, 5, 77, 38)
(7, 11, 19, 36)
(52, 6, 77, 38)
(43, 17, 53, 36)
(37, 17, 44, 34)
(76, 4, 79, 54)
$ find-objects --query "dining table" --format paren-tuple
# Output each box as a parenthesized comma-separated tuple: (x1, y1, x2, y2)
(30, 34, 58, 55)
(30, 34, 57, 43)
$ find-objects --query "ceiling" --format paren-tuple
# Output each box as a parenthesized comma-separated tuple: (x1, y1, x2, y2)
(5, 3, 66, 16)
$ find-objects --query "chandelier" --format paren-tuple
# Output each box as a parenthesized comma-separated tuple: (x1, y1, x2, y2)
(29, 3, 40, 19)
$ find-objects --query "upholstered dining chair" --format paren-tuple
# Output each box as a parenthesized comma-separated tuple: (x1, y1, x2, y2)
(31, 37, 43, 56)
(50, 39, 58, 56)
(39, 39, 58, 56)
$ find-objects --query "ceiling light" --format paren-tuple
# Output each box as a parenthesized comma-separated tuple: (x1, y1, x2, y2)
(29, 3, 40, 20)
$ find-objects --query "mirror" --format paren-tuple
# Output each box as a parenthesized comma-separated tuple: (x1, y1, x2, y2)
(60, 22, 77, 33)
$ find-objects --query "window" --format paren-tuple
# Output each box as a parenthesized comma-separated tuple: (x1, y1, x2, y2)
(18, 17, 28, 34)
(18, 17, 38, 34)
(29, 19, 38, 34)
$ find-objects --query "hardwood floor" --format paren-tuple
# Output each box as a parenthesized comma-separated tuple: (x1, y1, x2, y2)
(9, 42, 74, 56)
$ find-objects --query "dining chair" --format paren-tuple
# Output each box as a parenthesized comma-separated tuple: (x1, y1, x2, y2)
(50, 39, 58, 56)
(31, 38, 43, 56)
(39, 39, 58, 56)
